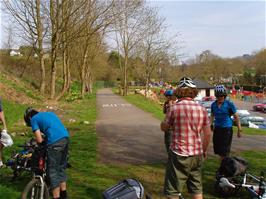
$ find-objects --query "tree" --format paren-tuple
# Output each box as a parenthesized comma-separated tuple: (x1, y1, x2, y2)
(136, 6, 180, 97)
(3, 0, 47, 94)
(111, 0, 146, 96)
(73, 0, 114, 97)
(3, 24, 14, 54)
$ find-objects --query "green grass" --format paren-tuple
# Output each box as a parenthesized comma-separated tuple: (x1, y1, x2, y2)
(124, 94, 164, 120)
(0, 89, 265, 199)
(1, 99, 28, 128)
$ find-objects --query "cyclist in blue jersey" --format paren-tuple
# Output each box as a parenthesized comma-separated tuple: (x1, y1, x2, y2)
(210, 85, 242, 161)
(162, 89, 177, 153)
(24, 107, 69, 199)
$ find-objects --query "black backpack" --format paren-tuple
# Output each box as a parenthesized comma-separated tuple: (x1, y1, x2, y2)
(218, 156, 248, 177)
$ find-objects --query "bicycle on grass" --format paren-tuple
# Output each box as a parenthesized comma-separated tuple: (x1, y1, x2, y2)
(21, 144, 49, 199)
(6, 139, 37, 179)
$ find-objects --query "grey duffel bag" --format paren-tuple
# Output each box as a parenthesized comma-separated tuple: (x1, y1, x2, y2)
(103, 179, 144, 199)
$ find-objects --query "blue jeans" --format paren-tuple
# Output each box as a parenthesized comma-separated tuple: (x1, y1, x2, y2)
(47, 137, 69, 189)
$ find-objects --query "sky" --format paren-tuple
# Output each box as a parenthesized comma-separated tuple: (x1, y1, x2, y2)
(0, 0, 265, 60)
(148, 0, 265, 59)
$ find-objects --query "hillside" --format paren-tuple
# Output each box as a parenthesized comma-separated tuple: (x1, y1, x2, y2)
(0, 71, 41, 105)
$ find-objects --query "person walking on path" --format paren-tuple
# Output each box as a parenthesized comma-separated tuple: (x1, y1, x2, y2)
(162, 89, 177, 154)
(210, 85, 242, 161)
(161, 77, 211, 199)
(24, 107, 69, 199)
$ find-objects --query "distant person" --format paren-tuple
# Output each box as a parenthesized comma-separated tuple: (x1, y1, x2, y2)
(162, 89, 177, 153)
(0, 97, 13, 168)
(161, 77, 211, 199)
(24, 107, 69, 199)
(210, 85, 242, 161)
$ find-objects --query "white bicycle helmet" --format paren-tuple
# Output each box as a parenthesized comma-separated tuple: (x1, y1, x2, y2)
(178, 77, 196, 88)
(215, 85, 227, 97)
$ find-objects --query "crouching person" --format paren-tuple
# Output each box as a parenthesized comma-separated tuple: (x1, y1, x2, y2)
(24, 107, 69, 199)
(161, 77, 211, 199)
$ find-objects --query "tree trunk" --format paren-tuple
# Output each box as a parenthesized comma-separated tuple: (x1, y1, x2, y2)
(36, 0, 45, 95)
(66, 48, 71, 92)
(50, 0, 59, 99)
(123, 54, 128, 96)
(55, 44, 68, 101)
(81, 47, 89, 98)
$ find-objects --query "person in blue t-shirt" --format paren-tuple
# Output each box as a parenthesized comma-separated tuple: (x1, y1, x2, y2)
(210, 85, 242, 161)
(24, 107, 69, 199)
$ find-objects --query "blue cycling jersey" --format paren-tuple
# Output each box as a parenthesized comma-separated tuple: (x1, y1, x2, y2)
(211, 100, 237, 128)
(31, 112, 69, 145)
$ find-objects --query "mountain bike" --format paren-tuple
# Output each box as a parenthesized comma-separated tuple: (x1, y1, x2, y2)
(215, 156, 266, 199)
(21, 145, 49, 199)
(6, 139, 37, 179)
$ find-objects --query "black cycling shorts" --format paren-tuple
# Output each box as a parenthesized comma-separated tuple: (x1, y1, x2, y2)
(213, 127, 233, 157)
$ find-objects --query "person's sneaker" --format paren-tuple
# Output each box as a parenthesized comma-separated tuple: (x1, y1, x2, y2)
(0, 161, 4, 168)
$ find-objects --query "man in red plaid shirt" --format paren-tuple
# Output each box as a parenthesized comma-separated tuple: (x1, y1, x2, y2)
(161, 77, 211, 199)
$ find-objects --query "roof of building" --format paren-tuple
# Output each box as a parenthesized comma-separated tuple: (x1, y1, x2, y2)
(193, 78, 214, 89)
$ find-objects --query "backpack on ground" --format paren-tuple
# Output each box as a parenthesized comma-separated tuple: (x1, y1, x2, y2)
(215, 156, 248, 197)
(103, 179, 145, 199)
(218, 156, 248, 177)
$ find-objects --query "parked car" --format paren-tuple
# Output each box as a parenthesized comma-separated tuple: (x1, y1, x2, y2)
(253, 101, 266, 111)
(202, 96, 216, 101)
(240, 116, 266, 129)
(236, 110, 251, 118)
(200, 100, 214, 109)
(232, 110, 251, 125)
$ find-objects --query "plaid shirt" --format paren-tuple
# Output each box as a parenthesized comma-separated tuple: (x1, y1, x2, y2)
(165, 98, 210, 156)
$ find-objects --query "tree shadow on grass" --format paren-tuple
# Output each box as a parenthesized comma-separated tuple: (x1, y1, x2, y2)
(0, 167, 32, 198)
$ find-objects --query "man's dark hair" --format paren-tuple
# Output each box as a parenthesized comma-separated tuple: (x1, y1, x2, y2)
(24, 107, 39, 127)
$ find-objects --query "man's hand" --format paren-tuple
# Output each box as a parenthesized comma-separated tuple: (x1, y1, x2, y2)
(161, 121, 170, 132)
(203, 151, 207, 159)
(237, 129, 242, 138)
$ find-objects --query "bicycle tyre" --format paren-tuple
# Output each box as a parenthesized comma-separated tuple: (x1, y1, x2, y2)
(21, 178, 49, 199)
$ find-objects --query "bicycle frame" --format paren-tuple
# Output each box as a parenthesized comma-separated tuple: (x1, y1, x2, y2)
(31, 175, 46, 199)
(219, 172, 266, 199)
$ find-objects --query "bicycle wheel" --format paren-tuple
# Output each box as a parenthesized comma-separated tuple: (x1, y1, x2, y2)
(21, 178, 49, 199)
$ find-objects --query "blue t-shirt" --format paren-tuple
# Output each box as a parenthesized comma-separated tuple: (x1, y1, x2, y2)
(31, 112, 69, 145)
(211, 100, 237, 128)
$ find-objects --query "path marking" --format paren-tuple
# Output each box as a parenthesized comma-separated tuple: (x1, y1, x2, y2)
(102, 103, 132, 108)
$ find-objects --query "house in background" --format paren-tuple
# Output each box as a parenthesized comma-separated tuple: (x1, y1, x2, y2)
(193, 78, 214, 100)
(9, 49, 22, 56)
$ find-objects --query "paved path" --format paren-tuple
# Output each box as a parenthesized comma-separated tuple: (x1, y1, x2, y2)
(96, 89, 266, 165)
(96, 88, 166, 164)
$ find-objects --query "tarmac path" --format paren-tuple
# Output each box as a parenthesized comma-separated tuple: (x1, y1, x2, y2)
(96, 88, 266, 165)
